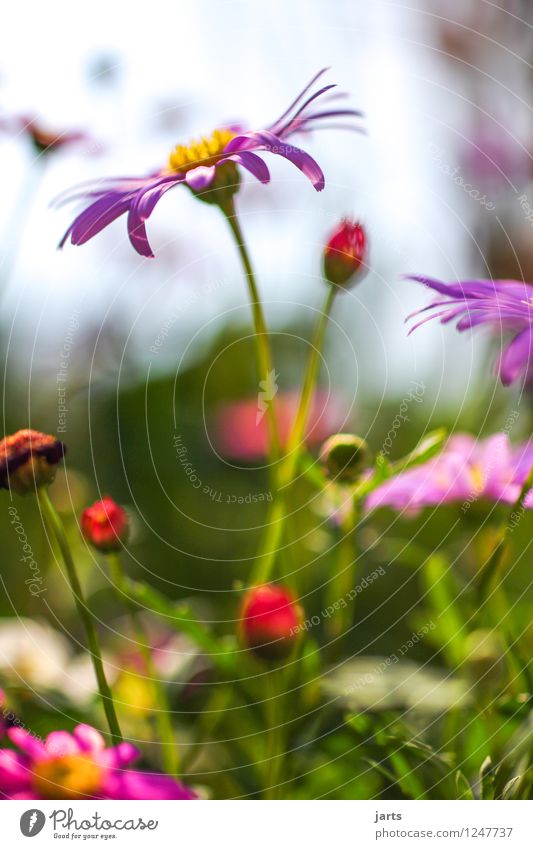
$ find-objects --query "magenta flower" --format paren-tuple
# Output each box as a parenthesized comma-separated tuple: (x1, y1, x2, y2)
(56, 69, 362, 257)
(365, 433, 533, 514)
(407, 275, 533, 386)
(0, 724, 196, 800)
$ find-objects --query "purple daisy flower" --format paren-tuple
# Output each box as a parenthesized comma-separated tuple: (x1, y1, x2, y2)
(365, 433, 533, 514)
(0, 724, 196, 800)
(406, 275, 533, 386)
(56, 69, 362, 258)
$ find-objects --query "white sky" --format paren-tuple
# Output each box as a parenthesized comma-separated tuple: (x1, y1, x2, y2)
(0, 0, 525, 406)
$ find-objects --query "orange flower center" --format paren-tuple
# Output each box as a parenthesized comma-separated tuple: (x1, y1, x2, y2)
(469, 463, 486, 494)
(167, 128, 235, 173)
(32, 754, 103, 800)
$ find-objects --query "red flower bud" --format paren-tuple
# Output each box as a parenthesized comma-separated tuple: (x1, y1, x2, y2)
(239, 584, 303, 661)
(323, 219, 367, 288)
(0, 429, 66, 495)
(81, 496, 129, 552)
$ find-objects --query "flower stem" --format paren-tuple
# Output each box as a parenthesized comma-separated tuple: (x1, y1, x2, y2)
(325, 496, 358, 648)
(107, 552, 178, 775)
(37, 489, 123, 744)
(478, 463, 533, 597)
(476, 463, 533, 692)
(263, 669, 284, 799)
(221, 199, 281, 471)
(251, 286, 337, 585)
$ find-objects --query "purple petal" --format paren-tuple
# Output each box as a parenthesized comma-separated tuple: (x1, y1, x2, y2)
(184, 166, 217, 191)
(105, 770, 197, 800)
(45, 731, 78, 757)
(235, 130, 325, 191)
(268, 68, 330, 132)
(73, 724, 106, 753)
(228, 150, 270, 184)
(127, 175, 182, 257)
(497, 327, 533, 385)
(59, 190, 133, 248)
(0, 750, 30, 792)
(8, 728, 47, 759)
(99, 742, 139, 769)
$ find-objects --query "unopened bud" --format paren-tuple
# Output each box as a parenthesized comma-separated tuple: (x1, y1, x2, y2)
(323, 220, 367, 288)
(239, 584, 303, 662)
(0, 429, 66, 495)
(320, 433, 371, 482)
(81, 496, 129, 552)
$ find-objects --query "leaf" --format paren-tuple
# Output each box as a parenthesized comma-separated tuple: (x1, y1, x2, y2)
(359, 429, 447, 499)
(479, 756, 495, 800)
(364, 758, 397, 786)
(455, 770, 474, 799)
(388, 750, 428, 799)
(390, 428, 447, 475)
(501, 775, 521, 799)
(299, 452, 328, 490)
(421, 553, 466, 666)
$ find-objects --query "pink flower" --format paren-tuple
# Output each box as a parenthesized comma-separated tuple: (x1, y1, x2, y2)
(365, 433, 533, 514)
(0, 724, 196, 800)
(213, 390, 347, 461)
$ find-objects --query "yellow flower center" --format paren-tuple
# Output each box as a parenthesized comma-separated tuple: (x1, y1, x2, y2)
(167, 128, 235, 173)
(469, 463, 485, 494)
(33, 754, 103, 800)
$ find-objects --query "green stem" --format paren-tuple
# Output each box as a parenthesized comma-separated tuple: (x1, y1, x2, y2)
(325, 495, 358, 647)
(107, 553, 178, 775)
(221, 199, 281, 471)
(478, 464, 533, 597)
(263, 669, 284, 799)
(251, 286, 337, 584)
(37, 489, 123, 743)
(476, 464, 533, 692)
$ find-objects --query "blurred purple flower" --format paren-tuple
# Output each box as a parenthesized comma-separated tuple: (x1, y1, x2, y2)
(1, 114, 92, 157)
(365, 433, 533, 514)
(407, 275, 533, 386)
(56, 69, 363, 258)
(0, 724, 196, 800)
